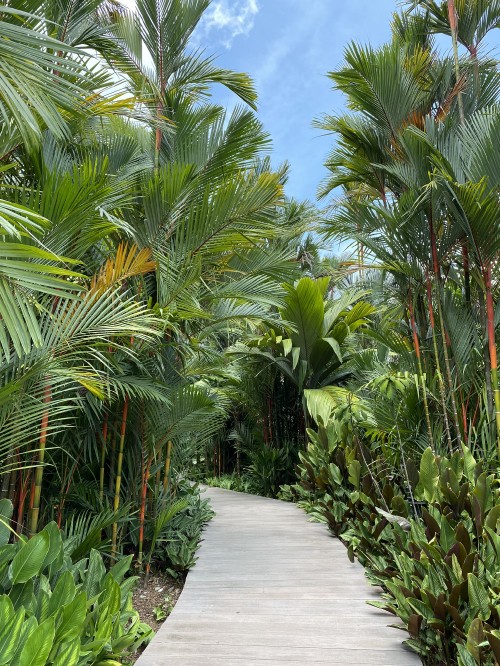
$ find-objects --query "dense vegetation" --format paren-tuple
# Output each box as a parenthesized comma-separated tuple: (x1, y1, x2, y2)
(202, 1, 500, 664)
(0, 0, 306, 662)
(0, 0, 499, 664)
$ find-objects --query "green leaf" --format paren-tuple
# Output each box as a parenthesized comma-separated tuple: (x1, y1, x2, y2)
(466, 618, 484, 664)
(468, 573, 491, 621)
(109, 555, 133, 584)
(48, 571, 76, 617)
(280, 277, 326, 364)
(82, 549, 106, 599)
(457, 643, 479, 666)
(52, 639, 80, 666)
(348, 460, 361, 489)
(439, 514, 455, 553)
(0, 605, 24, 665)
(19, 616, 55, 666)
(9, 531, 50, 584)
(461, 445, 477, 482)
(418, 447, 439, 503)
(55, 592, 87, 644)
(0, 500, 13, 547)
(40, 522, 63, 572)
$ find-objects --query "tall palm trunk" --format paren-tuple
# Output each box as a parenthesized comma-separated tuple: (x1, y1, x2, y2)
(99, 412, 109, 504)
(138, 454, 151, 570)
(409, 295, 434, 449)
(427, 277, 453, 452)
(428, 213, 462, 448)
(484, 264, 500, 458)
(447, 0, 465, 124)
(162, 440, 173, 493)
(111, 396, 129, 561)
(479, 289, 494, 420)
(30, 381, 51, 535)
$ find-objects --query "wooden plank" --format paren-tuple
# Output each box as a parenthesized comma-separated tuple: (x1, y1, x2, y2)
(136, 486, 421, 665)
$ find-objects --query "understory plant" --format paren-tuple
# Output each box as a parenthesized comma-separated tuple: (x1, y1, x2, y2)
(0, 500, 152, 666)
(288, 401, 500, 665)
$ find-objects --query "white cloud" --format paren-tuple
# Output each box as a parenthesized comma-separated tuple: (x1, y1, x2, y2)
(203, 0, 259, 48)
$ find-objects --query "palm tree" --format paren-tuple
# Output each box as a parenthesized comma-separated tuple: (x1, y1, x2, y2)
(0, 0, 310, 556)
(318, 2, 500, 460)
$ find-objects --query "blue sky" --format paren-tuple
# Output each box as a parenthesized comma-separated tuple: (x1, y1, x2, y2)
(197, 0, 399, 203)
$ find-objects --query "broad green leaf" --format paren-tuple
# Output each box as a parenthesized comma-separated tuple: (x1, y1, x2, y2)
(9, 579, 35, 612)
(56, 592, 87, 644)
(348, 460, 361, 489)
(322, 337, 343, 362)
(0, 605, 25, 665)
(40, 522, 63, 572)
(99, 575, 121, 617)
(83, 549, 106, 599)
(9, 615, 37, 665)
(457, 643, 479, 666)
(109, 555, 133, 584)
(48, 571, 76, 616)
(462, 445, 477, 482)
(280, 277, 326, 364)
(282, 338, 292, 356)
(19, 616, 55, 666)
(418, 447, 439, 503)
(468, 573, 490, 621)
(466, 618, 484, 663)
(52, 639, 80, 666)
(439, 514, 455, 553)
(9, 531, 50, 584)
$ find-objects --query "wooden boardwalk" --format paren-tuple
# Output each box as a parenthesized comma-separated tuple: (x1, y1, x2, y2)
(136, 487, 420, 665)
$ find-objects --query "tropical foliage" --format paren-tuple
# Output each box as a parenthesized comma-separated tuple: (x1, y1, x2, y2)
(278, 1, 500, 664)
(0, 500, 152, 665)
(1, 0, 500, 664)
(0, 0, 305, 662)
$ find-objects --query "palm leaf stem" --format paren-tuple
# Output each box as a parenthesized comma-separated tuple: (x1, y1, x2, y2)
(99, 412, 109, 504)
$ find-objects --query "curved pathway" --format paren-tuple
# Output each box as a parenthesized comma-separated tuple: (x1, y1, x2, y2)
(136, 487, 420, 665)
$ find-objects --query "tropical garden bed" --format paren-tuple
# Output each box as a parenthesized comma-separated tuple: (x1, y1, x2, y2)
(0, 0, 499, 665)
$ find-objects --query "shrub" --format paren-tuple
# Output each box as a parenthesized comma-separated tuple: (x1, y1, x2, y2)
(0, 500, 152, 666)
(289, 420, 500, 665)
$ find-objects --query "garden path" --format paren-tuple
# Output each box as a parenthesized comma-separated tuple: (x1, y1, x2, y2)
(135, 486, 420, 666)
